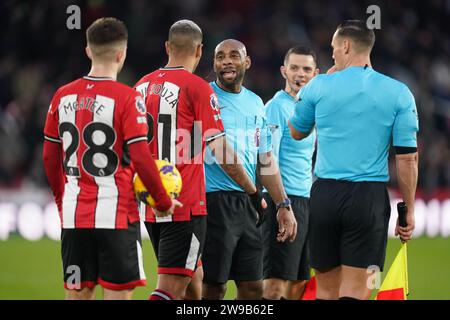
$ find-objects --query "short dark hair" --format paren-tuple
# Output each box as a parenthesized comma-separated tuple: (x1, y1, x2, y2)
(284, 46, 318, 66)
(168, 19, 203, 54)
(86, 17, 128, 48)
(336, 20, 375, 52)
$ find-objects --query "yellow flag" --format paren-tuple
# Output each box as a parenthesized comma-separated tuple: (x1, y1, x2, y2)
(376, 243, 409, 300)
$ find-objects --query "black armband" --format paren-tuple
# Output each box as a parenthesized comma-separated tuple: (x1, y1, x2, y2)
(395, 146, 417, 154)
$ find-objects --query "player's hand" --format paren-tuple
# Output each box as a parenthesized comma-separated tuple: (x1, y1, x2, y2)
(395, 209, 415, 242)
(248, 189, 268, 227)
(327, 65, 337, 74)
(154, 199, 183, 218)
(276, 207, 297, 242)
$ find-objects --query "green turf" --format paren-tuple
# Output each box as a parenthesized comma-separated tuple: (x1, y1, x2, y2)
(379, 238, 450, 300)
(0, 236, 449, 299)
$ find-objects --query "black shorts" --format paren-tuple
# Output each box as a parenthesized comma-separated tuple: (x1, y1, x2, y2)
(145, 215, 206, 277)
(262, 193, 310, 281)
(61, 221, 146, 290)
(203, 191, 263, 284)
(309, 179, 391, 271)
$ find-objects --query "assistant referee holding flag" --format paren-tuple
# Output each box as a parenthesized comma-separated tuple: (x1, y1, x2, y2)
(289, 20, 419, 300)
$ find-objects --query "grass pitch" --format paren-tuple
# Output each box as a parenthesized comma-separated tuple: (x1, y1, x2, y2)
(0, 236, 449, 300)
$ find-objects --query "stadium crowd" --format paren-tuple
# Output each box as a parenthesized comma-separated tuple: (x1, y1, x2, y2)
(0, 0, 449, 195)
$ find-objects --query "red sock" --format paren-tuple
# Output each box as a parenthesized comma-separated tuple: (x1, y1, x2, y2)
(149, 289, 174, 300)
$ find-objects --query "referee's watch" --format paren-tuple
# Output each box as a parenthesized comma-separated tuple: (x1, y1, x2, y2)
(275, 198, 292, 211)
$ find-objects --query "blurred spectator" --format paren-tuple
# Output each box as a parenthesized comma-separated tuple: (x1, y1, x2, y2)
(0, 0, 449, 193)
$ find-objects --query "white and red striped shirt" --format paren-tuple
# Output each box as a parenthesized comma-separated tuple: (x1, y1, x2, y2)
(134, 67, 225, 222)
(44, 76, 149, 229)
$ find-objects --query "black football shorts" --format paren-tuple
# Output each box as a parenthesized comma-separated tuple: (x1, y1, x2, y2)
(262, 193, 311, 281)
(61, 221, 146, 290)
(145, 215, 206, 277)
(203, 191, 263, 284)
(308, 179, 391, 271)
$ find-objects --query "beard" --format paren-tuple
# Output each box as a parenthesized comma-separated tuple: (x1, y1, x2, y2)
(217, 68, 245, 91)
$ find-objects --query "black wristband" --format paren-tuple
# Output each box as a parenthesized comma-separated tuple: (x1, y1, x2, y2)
(249, 189, 263, 209)
(395, 146, 417, 154)
(249, 189, 265, 227)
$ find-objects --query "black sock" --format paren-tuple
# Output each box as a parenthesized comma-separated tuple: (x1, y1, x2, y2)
(339, 296, 359, 300)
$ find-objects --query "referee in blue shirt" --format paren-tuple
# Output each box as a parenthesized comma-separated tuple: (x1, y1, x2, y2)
(202, 39, 297, 300)
(263, 46, 318, 300)
(289, 20, 419, 300)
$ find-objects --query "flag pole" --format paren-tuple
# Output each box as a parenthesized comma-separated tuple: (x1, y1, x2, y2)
(397, 202, 409, 297)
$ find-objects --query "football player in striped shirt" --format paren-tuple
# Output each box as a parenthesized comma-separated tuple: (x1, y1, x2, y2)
(134, 20, 265, 300)
(43, 17, 180, 300)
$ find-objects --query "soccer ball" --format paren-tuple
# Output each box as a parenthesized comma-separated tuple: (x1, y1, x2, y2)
(133, 159, 182, 208)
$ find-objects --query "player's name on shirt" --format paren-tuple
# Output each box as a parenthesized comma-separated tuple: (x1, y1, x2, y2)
(134, 68, 226, 222)
(44, 77, 149, 229)
(60, 96, 108, 116)
(147, 83, 179, 108)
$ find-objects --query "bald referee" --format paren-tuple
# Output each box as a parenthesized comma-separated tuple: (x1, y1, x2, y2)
(288, 20, 419, 300)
